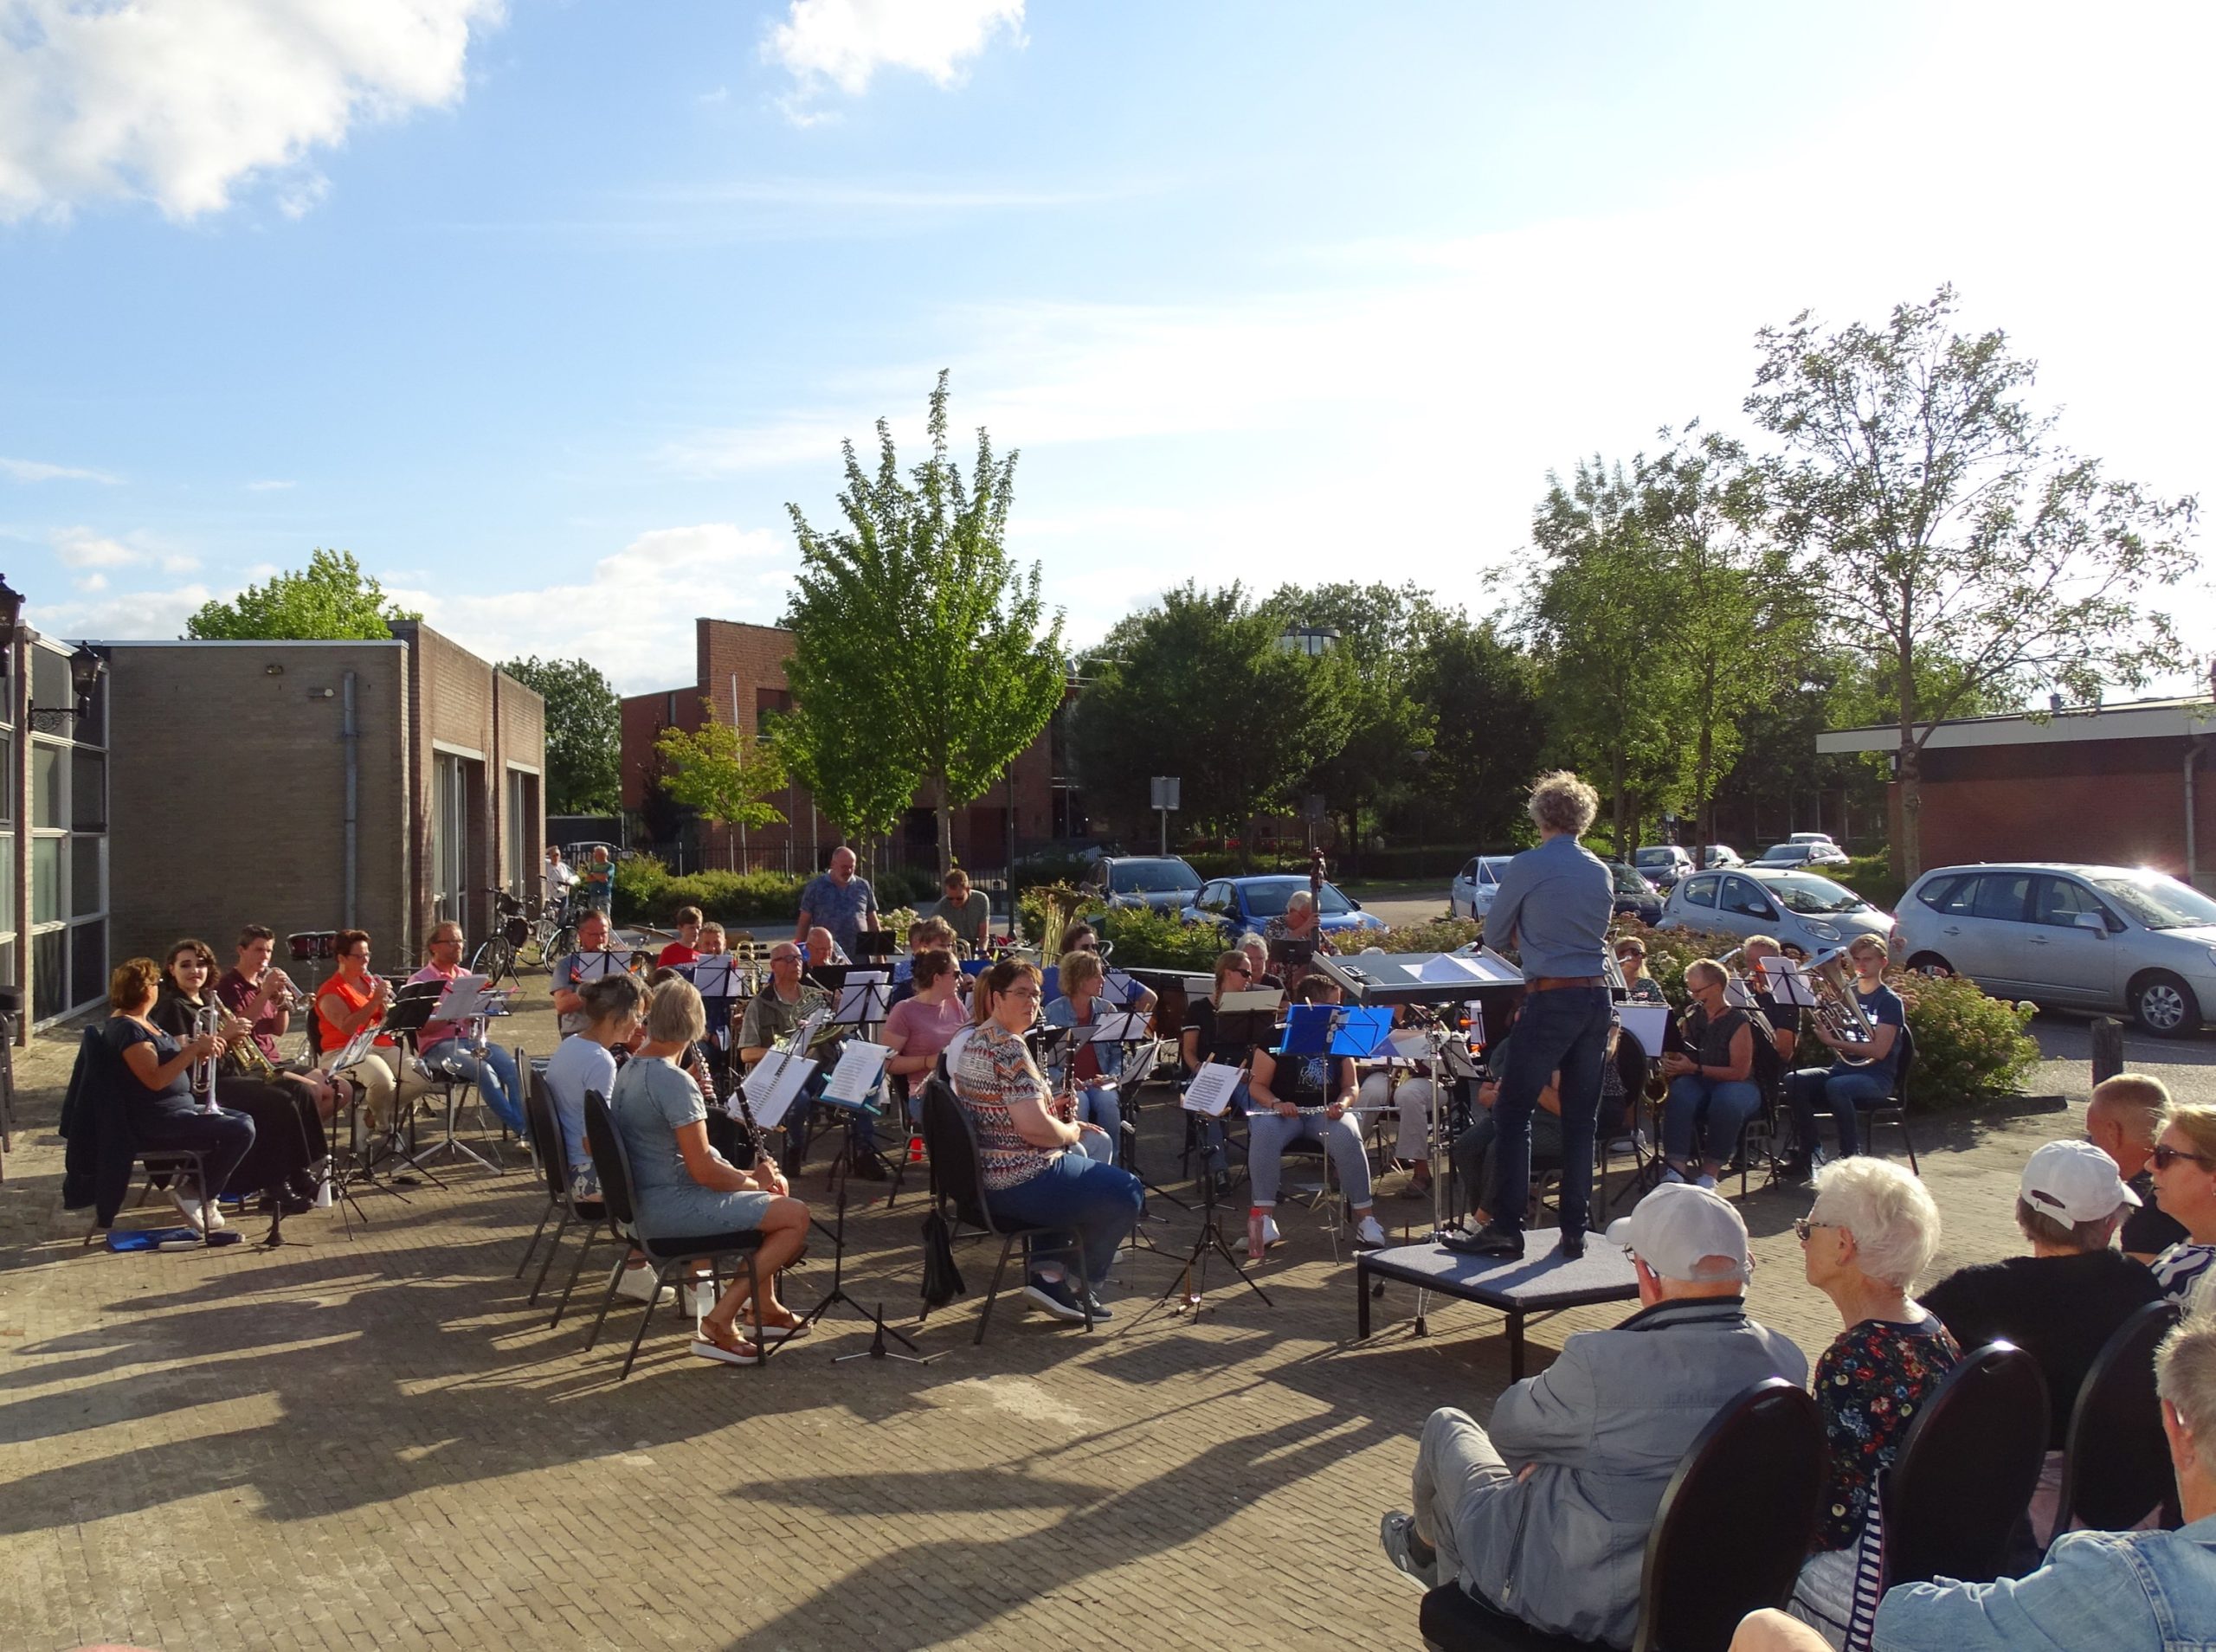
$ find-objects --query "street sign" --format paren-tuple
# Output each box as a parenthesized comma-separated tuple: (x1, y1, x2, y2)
(1150, 776, 1181, 811)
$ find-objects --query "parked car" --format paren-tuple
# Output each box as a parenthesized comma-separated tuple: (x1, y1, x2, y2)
(1604, 862, 1666, 925)
(1659, 867, 1891, 955)
(1635, 845, 1696, 889)
(1895, 862, 2216, 1035)
(1755, 840, 1852, 870)
(1448, 855, 1516, 920)
(1699, 844, 1743, 868)
(1084, 855, 1204, 914)
(1788, 832, 1844, 852)
(1181, 875, 1388, 939)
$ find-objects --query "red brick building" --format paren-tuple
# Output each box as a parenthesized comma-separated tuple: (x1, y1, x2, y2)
(1818, 696, 2216, 888)
(621, 618, 1073, 876)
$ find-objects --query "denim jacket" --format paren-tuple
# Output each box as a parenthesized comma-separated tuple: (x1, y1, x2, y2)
(1043, 996, 1124, 1083)
(1874, 1514, 2216, 1652)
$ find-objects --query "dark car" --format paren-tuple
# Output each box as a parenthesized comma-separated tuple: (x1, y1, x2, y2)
(1180, 875, 1389, 938)
(1603, 862, 1665, 924)
(1084, 855, 1205, 914)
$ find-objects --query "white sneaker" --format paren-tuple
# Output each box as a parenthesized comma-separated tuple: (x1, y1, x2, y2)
(1695, 1173, 1718, 1192)
(616, 1265, 668, 1304)
(1354, 1215, 1388, 1249)
(203, 1199, 228, 1231)
(170, 1189, 206, 1234)
(1262, 1215, 1282, 1246)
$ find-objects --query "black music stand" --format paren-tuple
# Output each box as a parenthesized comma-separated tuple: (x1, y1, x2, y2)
(796, 1131, 922, 1352)
(853, 929, 898, 964)
(685, 957, 747, 1093)
(1123, 1070, 1274, 1332)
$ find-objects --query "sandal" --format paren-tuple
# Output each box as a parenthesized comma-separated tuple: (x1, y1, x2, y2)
(690, 1320, 763, 1366)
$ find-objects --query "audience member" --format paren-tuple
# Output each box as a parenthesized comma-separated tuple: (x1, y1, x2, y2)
(1785, 1158, 1958, 1646)
(1381, 1183, 1808, 1646)
(579, 845, 615, 913)
(656, 907, 704, 967)
(795, 845, 877, 960)
(1245, 974, 1388, 1258)
(2148, 1101, 2216, 1307)
(1923, 1139, 2163, 1546)
(2086, 1073, 2191, 1263)
(952, 959, 1143, 1322)
(543, 844, 578, 917)
(409, 921, 526, 1138)
(106, 957, 254, 1235)
(1733, 1308, 2216, 1652)
(1659, 958, 1760, 1188)
(1781, 935, 1905, 1177)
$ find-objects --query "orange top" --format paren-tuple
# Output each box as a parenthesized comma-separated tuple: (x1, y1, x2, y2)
(316, 970, 390, 1052)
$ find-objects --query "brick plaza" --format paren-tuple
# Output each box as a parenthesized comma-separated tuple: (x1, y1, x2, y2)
(0, 990, 2124, 1652)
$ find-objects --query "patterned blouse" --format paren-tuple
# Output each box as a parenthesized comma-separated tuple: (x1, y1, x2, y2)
(953, 1019, 1058, 1193)
(1813, 1313, 1961, 1552)
(2153, 1241, 2216, 1308)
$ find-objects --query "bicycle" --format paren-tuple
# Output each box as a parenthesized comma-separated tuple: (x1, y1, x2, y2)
(526, 896, 577, 972)
(471, 888, 532, 987)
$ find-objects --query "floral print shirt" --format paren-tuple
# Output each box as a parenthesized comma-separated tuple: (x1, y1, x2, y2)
(1813, 1312, 1961, 1552)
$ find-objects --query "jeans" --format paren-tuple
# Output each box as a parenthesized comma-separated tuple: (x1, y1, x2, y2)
(1788, 1065, 1895, 1158)
(1246, 1108, 1374, 1207)
(1076, 1086, 1122, 1163)
(986, 1151, 1144, 1289)
(1412, 1407, 1515, 1591)
(1491, 986, 1611, 1237)
(423, 1040, 525, 1137)
(1662, 1076, 1762, 1167)
(1362, 1072, 1436, 1162)
(134, 1102, 258, 1201)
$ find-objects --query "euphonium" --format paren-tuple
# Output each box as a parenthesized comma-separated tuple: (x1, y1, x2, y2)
(1806, 946, 1878, 1056)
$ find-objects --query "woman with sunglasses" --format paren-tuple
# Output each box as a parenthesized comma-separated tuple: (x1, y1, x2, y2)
(1182, 950, 1263, 1187)
(952, 958, 1143, 1323)
(2147, 1102, 2216, 1308)
(1782, 1158, 1957, 1645)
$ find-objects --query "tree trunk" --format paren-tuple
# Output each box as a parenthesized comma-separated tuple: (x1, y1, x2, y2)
(1897, 740, 1923, 883)
(1691, 664, 1715, 865)
(1611, 750, 1629, 858)
(934, 772, 954, 881)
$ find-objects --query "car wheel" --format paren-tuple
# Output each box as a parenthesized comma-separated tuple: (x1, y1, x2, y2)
(2131, 971, 2203, 1038)
(1905, 952, 1954, 978)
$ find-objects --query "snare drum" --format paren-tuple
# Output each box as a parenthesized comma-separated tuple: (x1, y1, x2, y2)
(287, 930, 338, 962)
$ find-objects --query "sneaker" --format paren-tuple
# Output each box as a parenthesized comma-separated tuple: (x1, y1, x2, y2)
(1023, 1275, 1089, 1323)
(616, 1265, 669, 1304)
(1262, 1215, 1282, 1247)
(169, 1189, 207, 1234)
(1378, 1511, 1440, 1591)
(1660, 1164, 1689, 1185)
(1695, 1173, 1718, 1192)
(1354, 1215, 1388, 1249)
(1079, 1290, 1114, 1322)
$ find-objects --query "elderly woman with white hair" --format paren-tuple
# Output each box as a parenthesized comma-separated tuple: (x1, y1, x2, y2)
(1785, 1157, 1960, 1645)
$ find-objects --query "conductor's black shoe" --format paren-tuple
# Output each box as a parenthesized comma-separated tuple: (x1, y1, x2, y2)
(1557, 1230, 1586, 1260)
(1775, 1154, 1813, 1183)
(1459, 1223, 1524, 1260)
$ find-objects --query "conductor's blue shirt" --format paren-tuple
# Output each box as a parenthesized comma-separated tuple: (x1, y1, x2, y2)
(1482, 834, 1613, 980)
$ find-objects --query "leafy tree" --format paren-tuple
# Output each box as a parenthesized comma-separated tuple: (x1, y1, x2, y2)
(498, 654, 621, 814)
(1748, 286, 2199, 877)
(1407, 613, 1547, 850)
(1070, 582, 1355, 859)
(781, 372, 1067, 875)
(184, 548, 420, 640)
(654, 714, 789, 867)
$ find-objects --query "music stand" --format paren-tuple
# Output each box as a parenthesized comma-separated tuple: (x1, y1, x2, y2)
(852, 929, 898, 964)
(366, 991, 455, 1186)
(686, 956, 746, 1091)
(1124, 1064, 1274, 1331)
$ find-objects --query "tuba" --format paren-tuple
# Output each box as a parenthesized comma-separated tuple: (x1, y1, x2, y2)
(1805, 946, 1878, 1057)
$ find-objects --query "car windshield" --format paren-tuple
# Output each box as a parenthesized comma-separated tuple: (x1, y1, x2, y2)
(1635, 849, 1675, 866)
(1756, 845, 1805, 862)
(1762, 874, 1866, 916)
(1479, 857, 1513, 881)
(2090, 873, 2216, 931)
(1242, 877, 1353, 916)
(1609, 865, 1649, 896)
(1108, 859, 1201, 894)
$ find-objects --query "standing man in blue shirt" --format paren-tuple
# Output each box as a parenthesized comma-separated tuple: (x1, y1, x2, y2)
(795, 845, 879, 961)
(1467, 770, 1615, 1260)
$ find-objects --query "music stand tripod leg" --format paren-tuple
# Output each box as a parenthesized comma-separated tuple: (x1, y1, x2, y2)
(795, 1173, 920, 1349)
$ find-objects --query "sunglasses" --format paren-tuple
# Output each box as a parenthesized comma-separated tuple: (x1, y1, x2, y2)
(2153, 1145, 2216, 1172)
(1226, 963, 1253, 978)
(1792, 1218, 1839, 1243)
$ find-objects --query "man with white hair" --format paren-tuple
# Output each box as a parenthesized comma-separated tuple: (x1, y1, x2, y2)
(1736, 1309, 2216, 1652)
(796, 845, 879, 960)
(1382, 1183, 1807, 1648)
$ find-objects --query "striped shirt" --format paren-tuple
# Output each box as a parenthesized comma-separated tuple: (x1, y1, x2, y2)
(954, 1020, 1057, 1192)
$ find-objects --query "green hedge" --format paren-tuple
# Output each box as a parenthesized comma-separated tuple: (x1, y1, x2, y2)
(613, 856, 943, 929)
(1833, 852, 1906, 915)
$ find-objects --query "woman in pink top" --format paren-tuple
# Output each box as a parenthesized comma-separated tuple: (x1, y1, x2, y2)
(882, 948, 969, 1123)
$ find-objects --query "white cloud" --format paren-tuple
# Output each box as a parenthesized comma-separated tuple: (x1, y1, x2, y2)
(387, 523, 795, 693)
(0, 455, 119, 484)
(50, 524, 200, 574)
(74, 572, 106, 592)
(764, 0, 1022, 99)
(0, 0, 505, 222)
(29, 580, 212, 640)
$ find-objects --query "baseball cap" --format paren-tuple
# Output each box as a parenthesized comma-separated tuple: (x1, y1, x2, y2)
(2021, 1140, 2140, 1225)
(1604, 1182, 1751, 1283)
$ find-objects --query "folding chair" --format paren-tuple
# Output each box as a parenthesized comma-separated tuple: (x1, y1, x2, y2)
(2058, 1301, 2184, 1537)
(1878, 1340, 2049, 1589)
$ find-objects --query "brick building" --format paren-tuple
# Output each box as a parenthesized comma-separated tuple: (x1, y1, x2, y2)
(621, 617, 1073, 876)
(1817, 695, 2216, 889)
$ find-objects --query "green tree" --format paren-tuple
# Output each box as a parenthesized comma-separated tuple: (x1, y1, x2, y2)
(184, 548, 420, 640)
(1747, 286, 2199, 877)
(781, 372, 1067, 875)
(498, 654, 621, 814)
(1407, 613, 1547, 850)
(1070, 582, 1355, 858)
(654, 714, 789, 866)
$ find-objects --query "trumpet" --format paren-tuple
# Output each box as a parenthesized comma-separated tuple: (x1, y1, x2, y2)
(1806, 946, 1878, 1057)
(191, 1002, 224, 1110)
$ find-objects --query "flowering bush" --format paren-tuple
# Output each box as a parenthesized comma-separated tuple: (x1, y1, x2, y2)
(1888, 970, 2040, 1109)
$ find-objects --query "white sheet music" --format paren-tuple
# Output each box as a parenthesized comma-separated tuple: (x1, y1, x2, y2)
(1773, 966, 1820, 1008)
(741, 1057, 817, 1128)
(820, 1039, 892, 1105)
(431, 973, 505, 1023)
(1087, 1011, 1152, 1043)
(1415, 953, 1484, 984)
(833, 972, 889, 1025)
(686, 956, 741, 998)
(1095, 968, 1144, 1008)
(1182, 1064, 1243, 1116)
(1219, 988, 1285, 1013)
(1617, 1005, 1672, 1060)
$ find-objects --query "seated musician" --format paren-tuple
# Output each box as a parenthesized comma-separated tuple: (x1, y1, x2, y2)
(551, 909, 619, 1038)
(1245, 974, 1389, 1259)
(888, 916, 960, 1006)
(1358, 1004, 1437, 1199)
(545, 972, 648, 1200)
(1264, 890, 1337, 986)
(410, 921, 527, 1138)
(1042, 949, 1137, 1165)
(1455, 999, 1641, 1231)
(880, 946, 969, 1124)
(1182, 949, 1266, 1186)
(934, 867, 991, 953)
(609, 978, 812, 1365)
(107, 957, 255, 1235)
(643, 966, 721, 1104)
(1658, 958, 1761, 1189)
(1782, 935, 1905, 1179)
(1239, 933, 1282, 991)
(698, 922, 728, 955)
(803, 925, 850, 968)
(738, 941, 822, 1067)
(685, 922, 739, 1054)
(1614, 936, 1667, 1005)
(656, 906, 704, 967)
(953, 959, 1144, 1323)
(151, 940, 320, 1214)
(1743, 934, 1805, 1067)
(216, 923, 348, 1123)
(315, 929, 425, 1132)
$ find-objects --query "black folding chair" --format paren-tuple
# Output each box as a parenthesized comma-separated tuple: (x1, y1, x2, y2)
(517, 1070, 607, 1305)
(2058, 1300, 2184, 1537)
(1878, 1340, 2049, 1589)
(919, 1077, 1094, 1343)
(1861, 1026, 1920, 1173)
(1419, 1377, 1823, 1651)
(578, 1089, 766, 1379)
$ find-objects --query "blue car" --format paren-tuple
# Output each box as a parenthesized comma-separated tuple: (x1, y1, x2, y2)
(1181, 875, 1389, 939)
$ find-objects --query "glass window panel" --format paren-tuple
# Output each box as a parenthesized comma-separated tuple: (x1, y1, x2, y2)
(32, 928, 63, 1022)
(30, 648, 67, 719)
(70, 918, 106, 1009)
(74, 668, 106, 748)
(0, 940, 16, 992)
(72, 834, 102, 916)
(30, 743, 61, 829)
(32, 836, 64, 924)
(0, 832, 12, 932)
(0, 732, 10, 822)
(70, 749, 105, 830)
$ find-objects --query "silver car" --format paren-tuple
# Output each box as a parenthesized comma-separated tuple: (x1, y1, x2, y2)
(1894, 862, 2216, 1036)
(1449, 855, 1515, 920)
(1659, 867, 1892, 955)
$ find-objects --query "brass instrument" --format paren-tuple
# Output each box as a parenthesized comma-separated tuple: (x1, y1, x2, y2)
(191, 1002, 224, 1109)
(1805, 946, 1878, 1058)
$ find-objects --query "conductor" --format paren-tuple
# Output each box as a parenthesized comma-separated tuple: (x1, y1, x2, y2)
(1464, 770, 1614, 1261)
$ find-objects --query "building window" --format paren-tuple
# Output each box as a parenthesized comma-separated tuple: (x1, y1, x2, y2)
(30, 743, 61, 829)
(18, 640, 108, 1024)
(32, 836, 63, 925)
(505, 768, 538, 898)
(70, 749, 105, 830)
(432, 750, 470, 925)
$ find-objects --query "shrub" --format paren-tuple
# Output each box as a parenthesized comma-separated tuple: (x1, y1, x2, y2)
(1094, 906, 1228, 972)
(1890, 970, 2039, 1109)
(1366, 917, 1483, 954)
(612, 856, 808, 929)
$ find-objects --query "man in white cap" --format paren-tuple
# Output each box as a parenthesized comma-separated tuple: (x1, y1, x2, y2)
(1380, 1183, 1807, 1647)
(1923, 1139, 2165, 1546)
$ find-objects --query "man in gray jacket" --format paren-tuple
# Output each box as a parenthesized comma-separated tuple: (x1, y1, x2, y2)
(1382, 1185, 1808, 1649)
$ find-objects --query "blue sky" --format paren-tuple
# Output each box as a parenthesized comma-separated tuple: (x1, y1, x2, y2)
(2, 0, 2210, 691)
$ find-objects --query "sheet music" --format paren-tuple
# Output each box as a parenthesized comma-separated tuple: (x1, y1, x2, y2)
(740, 1057, 817, 1128)
(1182, 1064, 1242, 1116)
(1095, 968, 1144, 1008)
(332, 1025, 380, 1070)
(1724, 976, 1755, 1010)
(1617, 1005, 1672, 1060)
(1388, 1030, 1432, 1062)
(1415, 953, 1484, 984)
(1773, 966, 1820, 1008)
(833, 977, 890, 1025)
(430, 973, 499, 1022)
(820, 1039, 892, 1106)
(1460, 948, 1526, 986)
(1220, 988, 1285, 1013)
(686, 956, 741, 998)
(1088, 1011, 1152, 1043)
(570, 949, 630, 982)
